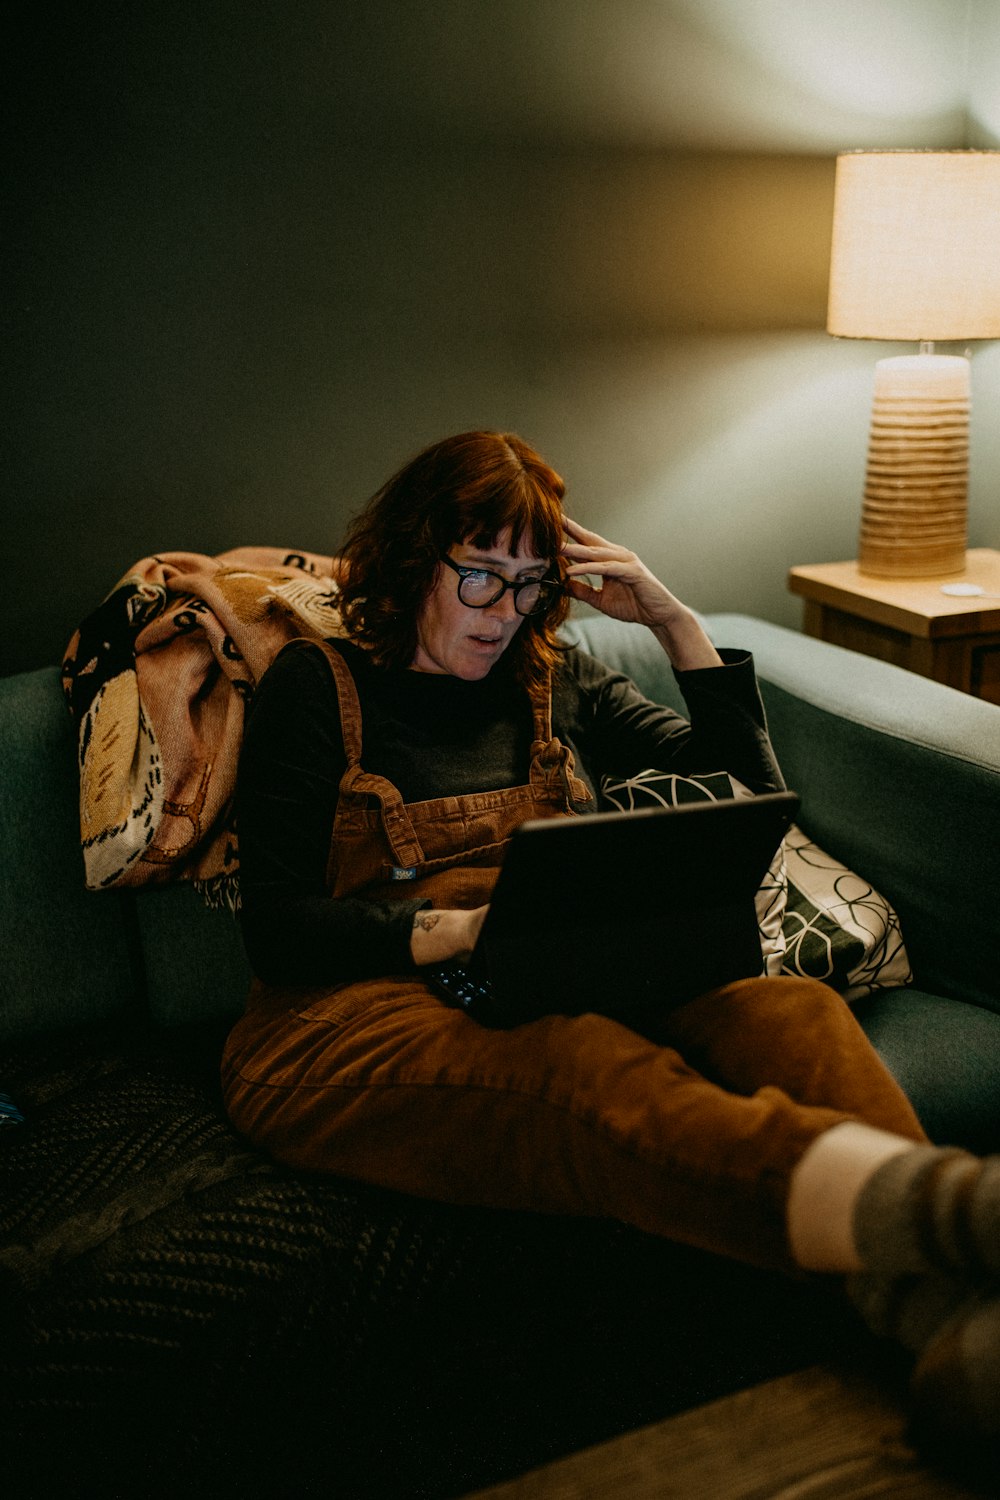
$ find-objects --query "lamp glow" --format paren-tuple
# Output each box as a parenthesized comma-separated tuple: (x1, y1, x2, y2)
(827, 150, 1000, 578)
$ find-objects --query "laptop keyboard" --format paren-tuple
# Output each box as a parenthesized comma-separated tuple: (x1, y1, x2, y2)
(426, 963, 496, 1016)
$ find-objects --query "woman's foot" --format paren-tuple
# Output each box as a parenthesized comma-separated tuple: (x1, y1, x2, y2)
(846, 1146, 1000, 1476)
(848, 1269, 999, 1477)
(911, 1291, 1000, 1480)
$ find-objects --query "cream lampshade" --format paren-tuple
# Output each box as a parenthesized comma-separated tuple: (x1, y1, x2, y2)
(827, 150, 1000, 578)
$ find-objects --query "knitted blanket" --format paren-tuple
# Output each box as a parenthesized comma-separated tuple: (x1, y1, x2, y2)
(62, 547, 343, 907)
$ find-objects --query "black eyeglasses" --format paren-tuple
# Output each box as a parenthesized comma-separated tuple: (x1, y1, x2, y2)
(439, 553, 562, 616)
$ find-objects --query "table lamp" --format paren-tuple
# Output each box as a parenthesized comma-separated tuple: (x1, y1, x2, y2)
(827, 150, 1000, 578)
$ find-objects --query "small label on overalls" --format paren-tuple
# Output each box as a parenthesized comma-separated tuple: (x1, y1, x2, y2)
(391, 866, 417, 880)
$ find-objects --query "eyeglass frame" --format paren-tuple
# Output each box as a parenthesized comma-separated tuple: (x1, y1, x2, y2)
(438, 552, 563, 616)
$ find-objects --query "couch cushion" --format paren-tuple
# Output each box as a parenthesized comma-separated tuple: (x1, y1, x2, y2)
(0, 667, 136, 1041)
(855, 987, 1000, 1154)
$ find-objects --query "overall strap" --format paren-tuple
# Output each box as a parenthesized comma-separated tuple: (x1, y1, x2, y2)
(527, 672, 593, 810)
(308, 638, 426, 870)
(304, 638, 365, 767)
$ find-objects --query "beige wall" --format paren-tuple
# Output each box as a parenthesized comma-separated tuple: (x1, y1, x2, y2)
(969, 0, 1000, 147)
(5, 0, 997, 673)
(968, 1, 1000, 534)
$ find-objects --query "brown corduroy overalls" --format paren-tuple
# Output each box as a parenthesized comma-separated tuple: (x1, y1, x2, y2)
(222, 642, 925, 1273)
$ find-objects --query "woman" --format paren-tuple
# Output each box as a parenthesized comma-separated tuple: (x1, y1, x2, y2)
(223, 430, 998, 1452)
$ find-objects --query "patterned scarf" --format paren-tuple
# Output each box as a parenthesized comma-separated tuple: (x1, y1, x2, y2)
(62, 547, 344, 909)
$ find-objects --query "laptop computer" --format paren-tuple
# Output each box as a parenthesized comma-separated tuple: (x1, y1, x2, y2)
(428, 789, 799, 1034)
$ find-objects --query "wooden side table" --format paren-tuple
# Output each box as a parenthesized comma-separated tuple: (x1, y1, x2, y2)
(787, 549, 1000, 705)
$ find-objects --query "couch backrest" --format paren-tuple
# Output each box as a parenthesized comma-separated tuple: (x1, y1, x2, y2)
(4, 616, 998, 1043)
(565, 613, 1000, 1015)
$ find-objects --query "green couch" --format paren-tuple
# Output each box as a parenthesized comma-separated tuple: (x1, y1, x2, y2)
(2, 612, 998, 1498)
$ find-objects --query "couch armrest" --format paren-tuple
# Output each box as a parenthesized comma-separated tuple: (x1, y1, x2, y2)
(707, 614, 1000, 774)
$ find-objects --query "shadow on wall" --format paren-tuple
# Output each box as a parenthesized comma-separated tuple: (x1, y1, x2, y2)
(4, 146, 838, 677)
(4, 0, 991, 675)
(522, 153, 835, 336)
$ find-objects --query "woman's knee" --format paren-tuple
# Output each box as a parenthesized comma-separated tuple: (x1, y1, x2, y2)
(663, 973, 843, 1051)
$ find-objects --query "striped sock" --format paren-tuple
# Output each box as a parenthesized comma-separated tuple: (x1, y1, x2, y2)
(852, 1146, 1000, 1279)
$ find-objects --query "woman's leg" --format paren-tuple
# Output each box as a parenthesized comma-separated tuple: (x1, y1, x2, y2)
(225, 971, 1000, 1451)
(222, 973, 923, 1274)
(659, 973, 926, 1142)
(657, 974, 929, 1273)
(676, 979, 1000, 1284)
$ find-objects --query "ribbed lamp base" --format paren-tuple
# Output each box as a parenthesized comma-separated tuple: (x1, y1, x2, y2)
(857, 354, 969, 579)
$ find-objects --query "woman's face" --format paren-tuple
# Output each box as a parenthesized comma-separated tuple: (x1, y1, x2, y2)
(411, 528, 551, 679)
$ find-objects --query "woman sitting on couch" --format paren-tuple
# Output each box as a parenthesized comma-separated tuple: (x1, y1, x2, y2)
(223, 429, 999, 1459)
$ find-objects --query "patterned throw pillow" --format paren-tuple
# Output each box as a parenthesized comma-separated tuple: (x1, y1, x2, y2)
(599, 771, 911, 1001)
(781, 824, 911, 1001)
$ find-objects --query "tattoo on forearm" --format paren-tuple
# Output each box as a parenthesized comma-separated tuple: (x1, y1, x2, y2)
(413, 912, 441, 933)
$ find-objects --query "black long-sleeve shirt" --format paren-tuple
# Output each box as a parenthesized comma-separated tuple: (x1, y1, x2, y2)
(236, 637, 783, 986)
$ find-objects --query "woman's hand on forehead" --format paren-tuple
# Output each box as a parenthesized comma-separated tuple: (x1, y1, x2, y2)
(560, 516, 674, 624)
(560, 516, 722, 669)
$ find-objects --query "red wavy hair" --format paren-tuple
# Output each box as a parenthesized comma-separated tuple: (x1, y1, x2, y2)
(336, 431, 570, 691)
